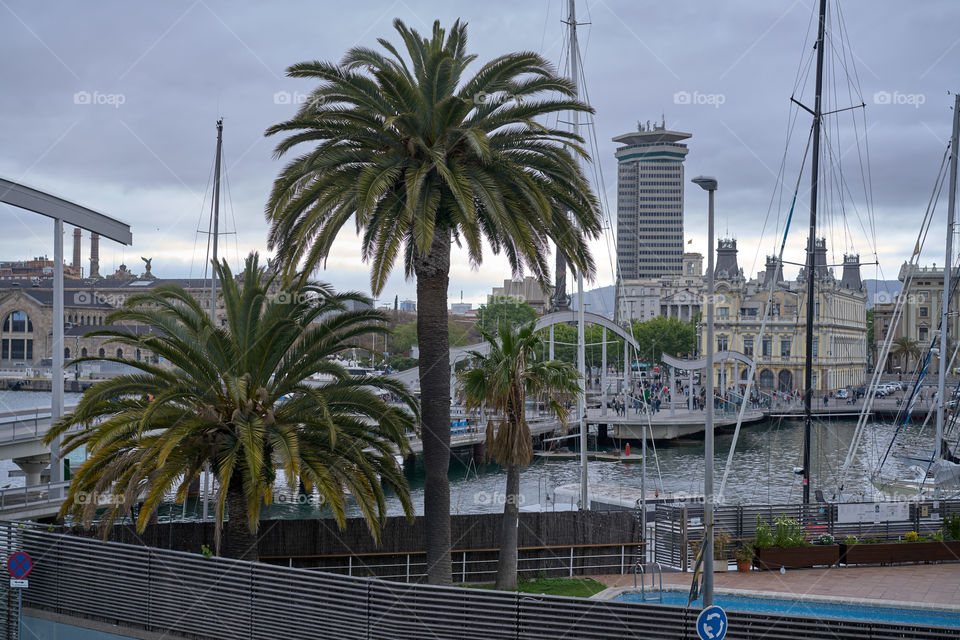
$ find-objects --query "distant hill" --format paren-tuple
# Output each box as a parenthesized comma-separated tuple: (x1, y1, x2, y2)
(569, 284, 616, 318)
(864, 279, 902, 308)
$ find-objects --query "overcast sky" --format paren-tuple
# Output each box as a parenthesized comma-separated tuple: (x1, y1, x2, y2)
(1, 1, 957, 309)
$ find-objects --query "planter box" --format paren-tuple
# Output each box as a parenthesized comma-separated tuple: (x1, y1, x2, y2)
(841, 541, 960, 565)
(753, 545, 839, 570)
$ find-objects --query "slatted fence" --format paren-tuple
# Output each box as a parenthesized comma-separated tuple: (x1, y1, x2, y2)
(655, 499, 960, 570)
(1, 521, 955, 640)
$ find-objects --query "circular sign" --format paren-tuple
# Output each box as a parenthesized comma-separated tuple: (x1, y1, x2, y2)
(7, 552, 33, 579)
(696, 605, 727, 640)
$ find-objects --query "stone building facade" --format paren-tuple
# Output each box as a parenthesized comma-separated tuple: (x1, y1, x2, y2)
(700, 238, 868, 393)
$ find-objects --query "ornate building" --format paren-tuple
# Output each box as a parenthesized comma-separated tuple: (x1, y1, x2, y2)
(872, 261, 960, 372)
(700, 238, 868, 392)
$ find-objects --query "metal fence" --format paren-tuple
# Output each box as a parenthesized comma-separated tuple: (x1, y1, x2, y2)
(1, 521, 956, 639)
(655, 499, 960, 570)
(262, 542, 642, 582)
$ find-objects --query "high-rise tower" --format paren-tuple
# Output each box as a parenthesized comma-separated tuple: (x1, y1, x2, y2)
(614, 120, 690, 279)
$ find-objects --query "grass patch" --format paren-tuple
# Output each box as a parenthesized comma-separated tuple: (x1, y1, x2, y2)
(468, 577, 607, 598)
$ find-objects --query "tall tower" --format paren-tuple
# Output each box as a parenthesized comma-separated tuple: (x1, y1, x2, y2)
(614, 120, 691, 279)
(89, 233, 101, 279)
(72, 228, 81, 269)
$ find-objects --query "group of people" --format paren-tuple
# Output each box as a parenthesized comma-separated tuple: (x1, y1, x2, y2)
(611, 382, 669, 417)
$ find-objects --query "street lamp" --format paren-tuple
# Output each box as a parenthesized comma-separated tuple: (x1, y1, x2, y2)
(692, 175, 717, 607)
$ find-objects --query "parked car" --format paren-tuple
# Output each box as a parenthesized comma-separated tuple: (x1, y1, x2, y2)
(835, 389, 849, 399)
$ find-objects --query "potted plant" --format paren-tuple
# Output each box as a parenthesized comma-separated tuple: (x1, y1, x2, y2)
(734, 544, 754, 572)
(714, 531, 731, 572)
(752, 515, 840, 570)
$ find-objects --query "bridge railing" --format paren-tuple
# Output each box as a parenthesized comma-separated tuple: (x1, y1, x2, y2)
(0, 481, 70, 512)
(5, 521, 956, 640)
(0, 405, 79, 443)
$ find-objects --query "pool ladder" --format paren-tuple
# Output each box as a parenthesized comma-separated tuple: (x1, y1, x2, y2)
(633, 561, 663, 602)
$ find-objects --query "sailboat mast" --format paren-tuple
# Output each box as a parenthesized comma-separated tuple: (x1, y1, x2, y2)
(566, 0, 589, 511)
(802, 0, 827, 506)
(210, 118, 223, 323)
(937, 94, 960, 470)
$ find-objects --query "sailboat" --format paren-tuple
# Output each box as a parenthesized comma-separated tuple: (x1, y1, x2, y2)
(860, 98, 960, 500)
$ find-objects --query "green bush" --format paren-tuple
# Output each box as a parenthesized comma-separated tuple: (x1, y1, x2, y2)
(772, 514, 807, 548)
(754, 515, 774, 549)
(842, 535, 859, 545)
(816, 533, 834, 545)
(944, 513, 960, 541)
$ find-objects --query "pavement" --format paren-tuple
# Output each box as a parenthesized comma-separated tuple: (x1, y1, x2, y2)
(589, 563, 960, 607)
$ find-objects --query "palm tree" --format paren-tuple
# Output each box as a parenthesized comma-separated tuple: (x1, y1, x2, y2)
(459, 320, 580, 590)
(44, 255, 416, 561)
(891, 336, 921, 374)
(265, 19, 601, 583)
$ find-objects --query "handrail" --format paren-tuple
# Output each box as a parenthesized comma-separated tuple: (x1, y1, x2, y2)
(633, 561, 662, 601)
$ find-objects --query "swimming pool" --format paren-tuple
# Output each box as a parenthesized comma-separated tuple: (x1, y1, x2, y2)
(614, 591, 960, 629)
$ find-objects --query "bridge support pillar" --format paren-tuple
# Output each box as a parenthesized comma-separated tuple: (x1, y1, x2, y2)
(14, 455, 50, 486)
(597, 423, 608, 442)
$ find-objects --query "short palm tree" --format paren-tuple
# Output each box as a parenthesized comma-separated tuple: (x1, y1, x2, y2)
(891, 336, 921, 374)
(44, 254, 416, 561)
(459, 320, 580, 590)
(265, 19, 601, 583)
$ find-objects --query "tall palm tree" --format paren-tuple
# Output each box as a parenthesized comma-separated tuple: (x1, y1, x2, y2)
(459, 320, 579, 590)
(44, 255, 416, 561)
(265, 19, 601, 583)
(891, 336, 921, 374)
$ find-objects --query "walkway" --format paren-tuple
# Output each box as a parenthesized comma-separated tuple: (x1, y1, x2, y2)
(591, 563, 960, 607)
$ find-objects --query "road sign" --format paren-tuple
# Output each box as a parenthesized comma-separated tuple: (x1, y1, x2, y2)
(7, 552, 33, 579)
(9, 579, 27, 588)
(697, 605, 727, 640)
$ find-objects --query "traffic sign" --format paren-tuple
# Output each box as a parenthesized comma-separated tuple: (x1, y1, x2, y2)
(9, 579, 27, 588)
(697, 605, 727, 640)
(7, 552, 32, 579)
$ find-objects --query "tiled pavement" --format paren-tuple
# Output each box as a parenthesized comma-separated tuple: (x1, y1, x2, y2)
(590, 564, 960, 606)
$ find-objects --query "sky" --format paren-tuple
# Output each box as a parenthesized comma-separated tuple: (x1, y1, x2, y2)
(1, 0, 958, 310)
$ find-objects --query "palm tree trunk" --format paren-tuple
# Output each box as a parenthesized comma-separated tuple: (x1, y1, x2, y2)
(223, 473, 258, 561)
(414, 229, 452, 585)
(495, 463, 521, 590)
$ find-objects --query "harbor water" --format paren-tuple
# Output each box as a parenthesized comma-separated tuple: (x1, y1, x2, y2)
(0, 390, 934, 517)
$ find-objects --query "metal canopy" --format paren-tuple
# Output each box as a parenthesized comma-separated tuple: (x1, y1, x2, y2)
(0, 178, 132, 244)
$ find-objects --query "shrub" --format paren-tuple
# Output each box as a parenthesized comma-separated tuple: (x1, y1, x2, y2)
(772, 514, 807, 548)
(944, 514, 960, 541)
(754, 515, 774, 549)
(904, 531, 920, 543)
(816, 533, 835, 545)
(931, 529, 945, 542)
(842, 535, 859, 545)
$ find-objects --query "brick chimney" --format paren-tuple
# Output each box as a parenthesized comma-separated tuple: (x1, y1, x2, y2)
(72, 228, 81, 268)
(90, 233, 101, 279)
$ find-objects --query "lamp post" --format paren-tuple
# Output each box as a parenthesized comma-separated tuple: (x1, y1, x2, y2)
(692, 175, 717, 606)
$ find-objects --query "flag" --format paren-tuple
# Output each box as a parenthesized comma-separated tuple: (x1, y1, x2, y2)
(687, 542, 704, 605)
(913, 241, 920, 256)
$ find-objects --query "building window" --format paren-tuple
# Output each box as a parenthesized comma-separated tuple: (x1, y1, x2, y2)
(919, 307, 928, 318)
(919, 327, 929, 341)
(718, 307, 729, 319)
(81, 347, 88, 357)
(116, 348, 123, 359)
(762, 338, 772, 358)
(718, 336, 729, 351)
(812, 338, 818, 357)
(98, 348, 105, 358)
(743, 337, 754, 357)
(2, 310, 34, 362)
(780, 339, 791, 358)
